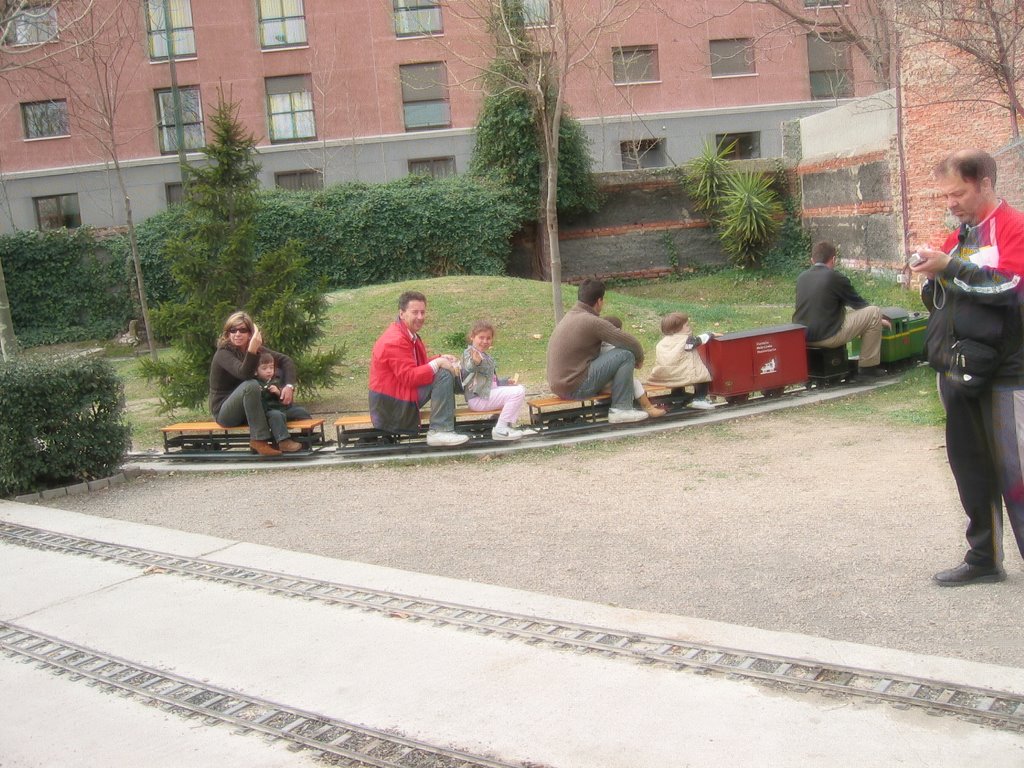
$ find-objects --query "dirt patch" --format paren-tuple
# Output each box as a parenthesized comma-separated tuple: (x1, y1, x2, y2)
(48, 410, 1024, 668)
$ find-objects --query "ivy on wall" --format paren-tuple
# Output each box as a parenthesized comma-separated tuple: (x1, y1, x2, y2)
(0, 229, 131, 347)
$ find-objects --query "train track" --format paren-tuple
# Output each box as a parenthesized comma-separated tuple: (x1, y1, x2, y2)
(0, 621, 519, 768)
(3, 520, 1022, 735)
(126, 379, 887, 470)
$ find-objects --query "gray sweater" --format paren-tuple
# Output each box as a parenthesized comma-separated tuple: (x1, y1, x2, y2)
(546, 302, 644, 398)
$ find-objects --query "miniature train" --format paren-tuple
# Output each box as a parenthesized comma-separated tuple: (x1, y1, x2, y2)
(158, 307, 929, 459)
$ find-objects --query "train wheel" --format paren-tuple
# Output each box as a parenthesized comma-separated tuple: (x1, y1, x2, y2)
(762, 387, 785, 399)
(725, 394, 749, 405)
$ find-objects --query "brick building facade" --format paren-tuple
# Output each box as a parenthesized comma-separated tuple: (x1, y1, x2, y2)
(0, 0, 881, 233)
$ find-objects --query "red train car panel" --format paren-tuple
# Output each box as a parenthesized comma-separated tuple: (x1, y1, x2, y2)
(699, 324, 808, 398)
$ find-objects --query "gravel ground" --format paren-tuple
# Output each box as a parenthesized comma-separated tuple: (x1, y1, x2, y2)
(47, 410, 1024, 669)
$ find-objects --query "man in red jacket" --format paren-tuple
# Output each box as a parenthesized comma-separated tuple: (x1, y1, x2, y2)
(911, 149, 1024, 586)
(369, 291, 468, 447)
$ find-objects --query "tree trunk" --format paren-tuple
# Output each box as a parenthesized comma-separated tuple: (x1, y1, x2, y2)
(112, 160, 157, 360)
(0, 254, 17, 361)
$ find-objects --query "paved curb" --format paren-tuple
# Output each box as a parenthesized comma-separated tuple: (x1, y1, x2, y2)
(11, 466, 147, 504)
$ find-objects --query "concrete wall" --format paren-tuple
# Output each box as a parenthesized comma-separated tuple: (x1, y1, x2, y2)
(786, 90, 901, 272)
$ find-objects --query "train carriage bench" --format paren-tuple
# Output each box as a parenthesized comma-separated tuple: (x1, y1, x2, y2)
(527, 386, 678, 428)
(161, 418, 327, 455)
(334, 407, 503, 447)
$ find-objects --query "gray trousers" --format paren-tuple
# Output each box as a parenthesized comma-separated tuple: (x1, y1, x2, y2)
(417, 368, 457, 432)
(215, 380, 311, 442)
(569, 348, 637, 410)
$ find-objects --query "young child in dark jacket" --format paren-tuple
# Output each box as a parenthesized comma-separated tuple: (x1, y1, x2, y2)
(255, 351, 288, 412)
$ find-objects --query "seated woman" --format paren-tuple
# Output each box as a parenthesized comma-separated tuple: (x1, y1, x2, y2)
(209, 311, 310, 456)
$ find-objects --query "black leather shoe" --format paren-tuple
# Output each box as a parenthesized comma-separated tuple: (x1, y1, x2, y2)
(933, 562, 1006, 587)
(858, 366, 888, 378)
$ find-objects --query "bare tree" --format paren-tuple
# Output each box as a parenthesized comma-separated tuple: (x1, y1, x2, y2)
(0, 1, 114, 360)
(899, 0, 1023, 138)
(0, 1, 108, 75)
(22, 2, 159, 358)
(437, 0, 642, 321)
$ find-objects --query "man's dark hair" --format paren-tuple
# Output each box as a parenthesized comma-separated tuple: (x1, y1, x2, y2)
(811, 242, 837, 265)
(399, 291, 427, 311)
(577, 278, 606, 307)
(934, 149, 998, 189)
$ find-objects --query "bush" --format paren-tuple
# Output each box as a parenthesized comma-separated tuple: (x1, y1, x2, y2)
(0, 229, 132, 347)
(0, 357, 130, 497)
(128, 174, 521, 309)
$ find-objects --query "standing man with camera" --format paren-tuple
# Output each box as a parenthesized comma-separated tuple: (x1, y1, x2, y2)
(911, 149, 1024, 586)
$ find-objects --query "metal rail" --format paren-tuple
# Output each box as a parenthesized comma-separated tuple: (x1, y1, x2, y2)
(0, 622, 518, 768)
(3, 521, 1022, 731)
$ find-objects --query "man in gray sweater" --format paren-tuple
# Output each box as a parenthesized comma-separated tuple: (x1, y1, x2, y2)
(546, 278, 649, 423)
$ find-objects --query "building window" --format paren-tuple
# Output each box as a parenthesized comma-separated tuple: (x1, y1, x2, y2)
(165, 182, 184, 206)
(710, 38, 754, 77)
(259, 0, 306, 48)
(145, 0, 196, 60)
(4, 4, 58, 45)
(21, 99, 69, 140)
(715, 132, 761, 160)
(155, 86, 204, 154)
(265, 75, 316, 142)
(408, 157, 455, 178)
(34, 193, 80, 230)
(275, 170, 323, 190)
(613, 46, 659, 84)
(523, 0, 550, 26)
(808, 34, 853, 99)
(393, 1, 442, 38)
(620, 139, 667, 170)
(400, 62, 450, 131)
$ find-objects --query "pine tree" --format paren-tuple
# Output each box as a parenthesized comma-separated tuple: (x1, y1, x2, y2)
(142, 91, 342, 411)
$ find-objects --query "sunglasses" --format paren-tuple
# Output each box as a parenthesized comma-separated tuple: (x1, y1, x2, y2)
(228, 326, 250, 334)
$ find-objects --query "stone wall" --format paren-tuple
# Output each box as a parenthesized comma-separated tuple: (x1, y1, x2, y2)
(511, 166, 786, 282)
(784, 91, 901, 272)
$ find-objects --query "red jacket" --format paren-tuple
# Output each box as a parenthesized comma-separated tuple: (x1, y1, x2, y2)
(368, 320, 438, 433)
(941, 200, 1024, 277)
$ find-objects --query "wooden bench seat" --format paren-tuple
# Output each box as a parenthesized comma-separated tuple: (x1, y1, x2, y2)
(334, 407, 503, 446)
(161, 418, 326, 454)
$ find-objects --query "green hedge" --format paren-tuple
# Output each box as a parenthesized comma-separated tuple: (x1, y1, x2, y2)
(129, 174, 521, 305)
(0, 357, 130, 497)
(0, 228, 132, 346)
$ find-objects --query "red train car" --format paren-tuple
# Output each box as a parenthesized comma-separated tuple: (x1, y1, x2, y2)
(699, 324, 808, 401)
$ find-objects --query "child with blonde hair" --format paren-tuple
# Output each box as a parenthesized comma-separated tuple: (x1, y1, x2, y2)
(461, 320, 529, 441)
(646, 312, 715, 409)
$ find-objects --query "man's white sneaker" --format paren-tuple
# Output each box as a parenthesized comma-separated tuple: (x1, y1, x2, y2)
(492, 425, 526, 441)
(688, 398, 715, 410)
(426, 430, 470, 447)
(608, 408, 649, 424)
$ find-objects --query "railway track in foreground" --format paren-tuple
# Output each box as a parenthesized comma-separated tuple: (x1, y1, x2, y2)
(3, 520, 1023, 736)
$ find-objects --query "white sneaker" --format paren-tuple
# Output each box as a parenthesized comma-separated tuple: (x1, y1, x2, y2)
(492, 425, 526, 441)
(688, 398, 716, 410)
(426, 430, 470, 447)
(608, 408, 649, 424)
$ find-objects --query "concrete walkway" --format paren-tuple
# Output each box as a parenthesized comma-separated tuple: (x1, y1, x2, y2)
(3, 500, 1023, 768)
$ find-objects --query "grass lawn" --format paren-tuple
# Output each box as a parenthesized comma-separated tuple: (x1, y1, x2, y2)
(65, 269, 938, 450)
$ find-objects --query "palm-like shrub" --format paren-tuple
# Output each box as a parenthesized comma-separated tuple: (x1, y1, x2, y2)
(682, 140, 733, 216)
(718, 171, 784, 267)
